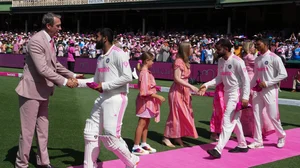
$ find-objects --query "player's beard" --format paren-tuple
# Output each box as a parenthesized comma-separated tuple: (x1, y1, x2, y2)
(96, 39, 104, 49)
(217, 52, 225, 58)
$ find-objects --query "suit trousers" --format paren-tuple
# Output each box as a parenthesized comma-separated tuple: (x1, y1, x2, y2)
(15, 96, 50, 168)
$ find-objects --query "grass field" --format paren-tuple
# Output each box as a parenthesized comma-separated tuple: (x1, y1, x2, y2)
(0, 67, 300, 168)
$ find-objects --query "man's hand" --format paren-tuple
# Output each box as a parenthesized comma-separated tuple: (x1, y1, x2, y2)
(198, 85, 207, 96)
(242, 99, 249, 108)
(259, 81, 267, 88)
(76, 74, 85, 79)
(67, 78, 78, 88)
(94, 82, 103, 93)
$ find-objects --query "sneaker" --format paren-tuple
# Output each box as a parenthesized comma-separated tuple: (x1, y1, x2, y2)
(125, 156, 139, 168)
(228, 146, 249, 153)
(141, 144, 157, 154)
(277, 136, 286, 148)
(248, 142, 264, 149)
(132, 146, 149, 156)
(207, 149, 221, 159)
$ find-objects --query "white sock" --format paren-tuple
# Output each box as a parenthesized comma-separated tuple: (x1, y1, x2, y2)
(133, 145, 140, 149)
(141, 142, 147, 147)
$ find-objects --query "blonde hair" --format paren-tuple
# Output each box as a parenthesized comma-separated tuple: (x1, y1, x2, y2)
(242, 41, 255, 54)
(177, 42, 191, 68)
(136, 51, 154, 71)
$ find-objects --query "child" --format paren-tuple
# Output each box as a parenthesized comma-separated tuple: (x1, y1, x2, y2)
(132, 51, 165, 155)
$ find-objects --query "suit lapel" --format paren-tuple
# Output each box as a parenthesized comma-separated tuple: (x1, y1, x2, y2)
(40, 31, 56, 67)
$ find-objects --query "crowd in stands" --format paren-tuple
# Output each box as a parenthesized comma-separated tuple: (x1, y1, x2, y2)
(1, 30, 300, 64)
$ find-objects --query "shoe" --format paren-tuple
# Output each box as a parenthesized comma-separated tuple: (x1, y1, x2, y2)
(125, 156, 139, 168)
(228, 146, 249, 153)
(141, 144, 157, 154)
(207, 149, 221, 159)
(291, 90, 296, 92)
(248, 142, 264, 149)
(277, 136, 286, 148)
(210, 133, 219, 142)
(37, 165, 55, 168)
(162, 138, 175, 148)
(132, 146, 150, 156)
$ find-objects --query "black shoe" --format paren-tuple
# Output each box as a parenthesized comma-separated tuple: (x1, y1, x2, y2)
(207, 149, 221, 158)
(228, 146, 249, 153)
(37, 164, 55, 168)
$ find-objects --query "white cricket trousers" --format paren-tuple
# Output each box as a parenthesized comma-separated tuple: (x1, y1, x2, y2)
(252, 85, 286, 144)
(84, 92, 139, 168)
(215, 91, 247, 154)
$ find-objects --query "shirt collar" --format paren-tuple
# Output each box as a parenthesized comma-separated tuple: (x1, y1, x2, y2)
(261, 50, 270, 57)
(101, 45, 115, 57)
(43, 30, 52, 42)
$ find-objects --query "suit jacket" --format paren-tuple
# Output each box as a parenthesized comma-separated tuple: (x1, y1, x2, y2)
(16, 30, 74, 101)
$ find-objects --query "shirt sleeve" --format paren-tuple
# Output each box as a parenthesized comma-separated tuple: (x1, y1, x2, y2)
(265, 56, 288, 87)
(102, 52, 133, 91)
(237, 60, 250, 100)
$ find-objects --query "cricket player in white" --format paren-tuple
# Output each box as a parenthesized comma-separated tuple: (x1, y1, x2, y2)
(76, 28, 139, 168)
(199, 39, 250, 158)
(248, 38, 287, 149)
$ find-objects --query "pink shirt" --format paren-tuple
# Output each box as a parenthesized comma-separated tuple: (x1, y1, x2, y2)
(170, 48, 178, 60)
(67, 46, 75, 62)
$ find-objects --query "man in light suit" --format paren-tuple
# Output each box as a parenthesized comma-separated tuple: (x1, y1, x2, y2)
(15, 13, 81, 168)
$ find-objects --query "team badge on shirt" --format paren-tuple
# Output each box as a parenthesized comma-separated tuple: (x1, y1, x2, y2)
(228, 64, 232, 69)
(264, 61, 269, 65)
(106, 58, 110, 63)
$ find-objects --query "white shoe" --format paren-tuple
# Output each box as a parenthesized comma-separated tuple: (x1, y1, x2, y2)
(277, 136, 286, 148)
(248, 142, 264, 149)
(132, 68, 139, 79)
(125, 155, 139, 168)
(132, 146, 149, 156)
(141, 144, 157, 154)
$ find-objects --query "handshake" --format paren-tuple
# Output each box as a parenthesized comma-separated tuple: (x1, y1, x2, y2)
(66, 78, 79, 88)
(66, 74, 84, 88)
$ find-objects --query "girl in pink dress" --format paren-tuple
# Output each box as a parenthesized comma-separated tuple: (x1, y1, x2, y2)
(163, 42, 199, 147)
(209, 83, 225, 141)
(132, 51, 166, 155)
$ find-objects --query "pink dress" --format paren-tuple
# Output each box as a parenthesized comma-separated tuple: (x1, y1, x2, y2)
(136, 69, 160, 122)
(210, 83, 225, 134)
(239, 53, 256, 136)
(164, 58, 198, 138)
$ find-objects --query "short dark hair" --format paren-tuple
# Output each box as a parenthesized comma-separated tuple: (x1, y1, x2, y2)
(42, 13, 61, 28)
(256, 38, 270, 46)
(216, 39, 232, 51)
(96, 28, 113, 44)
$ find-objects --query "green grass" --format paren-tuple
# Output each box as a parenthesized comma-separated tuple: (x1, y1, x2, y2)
(0, 67, 300, 168)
